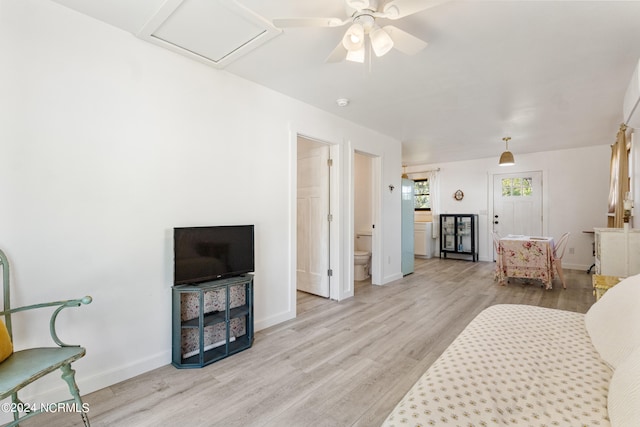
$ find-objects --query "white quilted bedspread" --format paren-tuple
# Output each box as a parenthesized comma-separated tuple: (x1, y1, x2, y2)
(382, 304, 612, 426)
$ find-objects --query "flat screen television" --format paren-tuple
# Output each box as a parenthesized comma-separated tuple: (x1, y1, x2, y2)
(174, 225, 254, 285)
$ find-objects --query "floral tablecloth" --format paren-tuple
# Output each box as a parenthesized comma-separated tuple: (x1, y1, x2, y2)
(496, 236, 555, 289)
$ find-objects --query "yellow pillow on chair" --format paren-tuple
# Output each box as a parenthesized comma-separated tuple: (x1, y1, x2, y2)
(0, 320, 13, 362)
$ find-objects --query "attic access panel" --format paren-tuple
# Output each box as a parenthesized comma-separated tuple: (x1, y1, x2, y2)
(138, 0, 281, 69)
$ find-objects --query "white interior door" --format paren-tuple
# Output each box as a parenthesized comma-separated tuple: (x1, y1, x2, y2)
(297, 137, 330, 297)
(493, 171, 543, 241)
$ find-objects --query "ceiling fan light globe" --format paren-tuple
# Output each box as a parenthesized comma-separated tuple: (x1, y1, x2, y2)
(342, 23, 365, 50)
(370, 27, 394, 57)
(346, 46, 365, 63)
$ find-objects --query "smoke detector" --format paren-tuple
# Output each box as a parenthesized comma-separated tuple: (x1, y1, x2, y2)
(336, 98, 350, 107)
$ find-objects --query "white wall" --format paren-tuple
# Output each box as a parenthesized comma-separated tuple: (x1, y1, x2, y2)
(407, 144, 611, 270)
(0, 0, 402, 406)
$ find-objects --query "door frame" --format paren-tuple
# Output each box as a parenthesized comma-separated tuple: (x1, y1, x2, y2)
(288, 130, 385, 316)
(488, 169, 549, 259)
(296, 136, 331, 297)
(352, 149, 382, 287)
(290, 131, 343, 310)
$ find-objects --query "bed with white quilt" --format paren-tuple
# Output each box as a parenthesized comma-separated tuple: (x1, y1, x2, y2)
(382, 274, 640, 427)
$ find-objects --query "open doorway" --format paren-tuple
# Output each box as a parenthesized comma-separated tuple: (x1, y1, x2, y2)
(354, 150, 381, 292)
(293, 136, 383, 315)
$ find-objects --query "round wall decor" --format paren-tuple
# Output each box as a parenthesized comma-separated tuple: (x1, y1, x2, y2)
(454, 189, 464, 201)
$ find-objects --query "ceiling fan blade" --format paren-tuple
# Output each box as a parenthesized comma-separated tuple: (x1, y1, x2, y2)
(345, 0, 371, 9)
(325, 41, 348, 63)
(382, 25, 427, 55)
(272, 17, 346, 28)
(382, 0, 449, 19)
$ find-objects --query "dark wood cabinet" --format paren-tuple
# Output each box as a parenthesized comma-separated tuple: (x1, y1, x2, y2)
(439, 214, 478, 262)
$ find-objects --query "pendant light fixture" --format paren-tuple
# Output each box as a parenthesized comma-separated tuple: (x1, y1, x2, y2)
(499, 137, 515, 166)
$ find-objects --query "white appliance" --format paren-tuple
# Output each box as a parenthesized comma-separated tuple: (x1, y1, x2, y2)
(624, 58, 640, 128)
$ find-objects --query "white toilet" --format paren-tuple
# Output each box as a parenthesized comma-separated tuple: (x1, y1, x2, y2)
(354, 231, 372, 281)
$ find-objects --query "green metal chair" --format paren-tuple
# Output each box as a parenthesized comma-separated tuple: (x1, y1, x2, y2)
(0, 249, 92, 426)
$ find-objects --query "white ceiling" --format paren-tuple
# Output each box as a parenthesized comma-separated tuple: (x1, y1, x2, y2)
(51, 0, 640, 165)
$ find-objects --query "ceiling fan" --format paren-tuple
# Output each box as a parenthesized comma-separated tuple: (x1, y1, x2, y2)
(272, 0, 448, 63)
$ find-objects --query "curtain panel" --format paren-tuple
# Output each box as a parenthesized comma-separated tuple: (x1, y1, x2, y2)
(608, 124, 629, 228)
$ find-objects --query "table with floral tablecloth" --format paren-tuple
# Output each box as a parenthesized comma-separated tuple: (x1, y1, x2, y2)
(496, 235, 555, 289)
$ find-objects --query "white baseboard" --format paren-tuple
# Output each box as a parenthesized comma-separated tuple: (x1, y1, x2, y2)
(382, 272, 403, 284)
(254, 310, 295, 332)
(562, 262, 592, 272)
(0, 350, 170, 425)
(78, 350, 170, 396)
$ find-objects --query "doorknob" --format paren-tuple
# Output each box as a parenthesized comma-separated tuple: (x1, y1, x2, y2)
(494, 215, 499, 218)
(494, 221, 499, 224)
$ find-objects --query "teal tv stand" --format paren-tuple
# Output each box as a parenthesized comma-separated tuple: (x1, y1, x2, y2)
(172, 274, 253, 368)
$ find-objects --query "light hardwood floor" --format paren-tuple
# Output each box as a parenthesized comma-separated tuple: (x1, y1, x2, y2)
(26, 258, 596, 427)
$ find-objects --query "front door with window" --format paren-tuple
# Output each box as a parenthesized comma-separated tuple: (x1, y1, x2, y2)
(493, 172, 543, 250)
